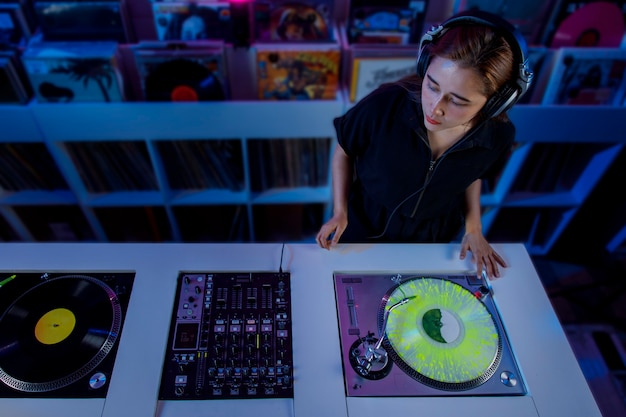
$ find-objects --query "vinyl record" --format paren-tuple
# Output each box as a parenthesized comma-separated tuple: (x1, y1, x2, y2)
(144, 58, 226, 102)
(0, 275, 122, 393)
(551, 2, 625, 48)
(380, 277, 501, 390)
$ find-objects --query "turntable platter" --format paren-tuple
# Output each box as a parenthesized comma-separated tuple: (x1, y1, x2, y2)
(382, 277, 502, 390)
(0, 273, 130, 396)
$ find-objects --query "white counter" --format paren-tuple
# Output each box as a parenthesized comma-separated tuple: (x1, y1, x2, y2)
(0, 243, 601, 417)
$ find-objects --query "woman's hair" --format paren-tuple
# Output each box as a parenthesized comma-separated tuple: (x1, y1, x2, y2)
(397, 24, 515, 122)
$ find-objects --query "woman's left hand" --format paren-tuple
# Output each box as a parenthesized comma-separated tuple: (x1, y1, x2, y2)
(459, 231, 507, 280)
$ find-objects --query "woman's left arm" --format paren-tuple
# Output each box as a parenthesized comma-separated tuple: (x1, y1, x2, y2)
(459, 179, 507, 279)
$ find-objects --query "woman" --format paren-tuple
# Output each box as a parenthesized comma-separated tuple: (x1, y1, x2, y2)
(316, 11, 532, 279)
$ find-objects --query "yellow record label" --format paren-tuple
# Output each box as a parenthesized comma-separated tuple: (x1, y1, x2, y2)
(385, 278, 499, 384)
(35, 308, 76, 345)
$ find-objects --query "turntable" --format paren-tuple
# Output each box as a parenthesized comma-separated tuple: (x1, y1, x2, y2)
(0, 271, 134, 398)
(333, 272, 526, 397)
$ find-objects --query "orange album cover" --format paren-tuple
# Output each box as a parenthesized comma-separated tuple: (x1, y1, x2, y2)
(256, 45, 340, 100)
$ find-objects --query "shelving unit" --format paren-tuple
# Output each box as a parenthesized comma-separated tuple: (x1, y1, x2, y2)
(3, 0, 626, 253)
(498, 106, 626, 255)
(607, 225, 626, 254)
(2, 100, 625, 254)
(1, 99, 342, 243)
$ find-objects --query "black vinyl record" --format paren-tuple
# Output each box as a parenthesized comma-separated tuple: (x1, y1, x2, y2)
(0, 272, 134, 398)
(144, 58, 226, 102)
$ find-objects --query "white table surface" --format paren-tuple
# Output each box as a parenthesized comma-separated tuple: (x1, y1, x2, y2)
(0, 242, 602, 417)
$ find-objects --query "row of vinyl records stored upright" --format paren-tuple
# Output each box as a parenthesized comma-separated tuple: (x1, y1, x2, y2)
(3, 0, 626, 106)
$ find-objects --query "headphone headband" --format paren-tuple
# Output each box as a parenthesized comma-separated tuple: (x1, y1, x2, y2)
(417, 10, 534, 118)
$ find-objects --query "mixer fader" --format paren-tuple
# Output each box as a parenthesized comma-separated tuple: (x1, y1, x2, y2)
(158, 271, 293, 400)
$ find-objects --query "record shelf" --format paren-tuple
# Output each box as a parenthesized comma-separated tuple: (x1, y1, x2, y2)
(1, 100, 625, 256)
(0, 98, 343, 243)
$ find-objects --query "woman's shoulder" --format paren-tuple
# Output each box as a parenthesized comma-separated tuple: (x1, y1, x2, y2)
(490, 117, 516, 139)
(478, 117, 516, 149)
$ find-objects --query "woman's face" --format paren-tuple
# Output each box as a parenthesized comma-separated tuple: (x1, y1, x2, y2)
(421, 56, 488, 135)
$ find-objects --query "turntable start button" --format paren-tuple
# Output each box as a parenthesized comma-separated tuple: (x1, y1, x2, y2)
(500, 371, 518, 387)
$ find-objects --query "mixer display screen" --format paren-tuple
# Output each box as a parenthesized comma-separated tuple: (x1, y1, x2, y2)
(158, 272, 293, 400)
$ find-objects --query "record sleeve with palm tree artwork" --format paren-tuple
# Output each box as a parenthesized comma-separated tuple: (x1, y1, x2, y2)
(0, 271, 134, 398)
(21, 41, 125, 103)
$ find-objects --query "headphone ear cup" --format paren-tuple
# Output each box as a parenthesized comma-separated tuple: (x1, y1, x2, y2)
(416, 48, 429, 78)
(482, 83, 520, 118)
(416, 27, 441, 78)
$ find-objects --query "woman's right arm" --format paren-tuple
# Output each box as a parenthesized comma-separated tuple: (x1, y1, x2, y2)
(316, 144, 352, 249)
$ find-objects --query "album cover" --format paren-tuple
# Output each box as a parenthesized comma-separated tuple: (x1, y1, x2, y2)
(0, 2, 34, 45)
(152, 1, 233, 41)
(0, 48, 33, 104)
(132, 41, 228, 102)
(252, 0, 335, 42)
(0, 57, 24, 103)
(347, 0, 428, 45)
(32, 1, 129, 42)
(540, 47, 626, 105)
(21, 41, 125, 103)
(349, 53, 416, 102)
(255, 43, 340, 100)
(540, 0, 626, 47)
(455, 0, 556, 45)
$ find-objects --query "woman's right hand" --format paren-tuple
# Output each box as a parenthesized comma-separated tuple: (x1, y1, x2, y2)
(316, 213, 348, 250)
